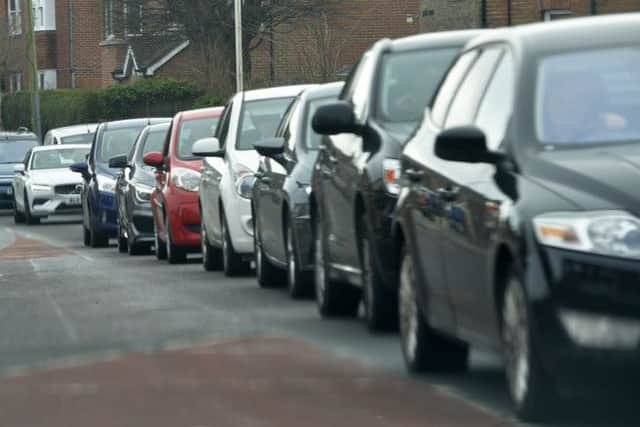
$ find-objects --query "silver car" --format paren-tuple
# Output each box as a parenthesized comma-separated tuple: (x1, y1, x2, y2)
(12, 144, 90, 224)
(43, 124, 98, 145)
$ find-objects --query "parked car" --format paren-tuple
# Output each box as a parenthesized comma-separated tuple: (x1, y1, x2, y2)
(43, 124, 98, 145)
(392, 15, 640, 421)
(251, 82, 343, 297)
(12, 145, 90, 224)
(144, 107, 223, 263)
(0, 129, 39, 210)
(71, 118, 170, 248)
(110, 123, 170, 255)
(310, 30, 483, 329)
(193, 85, 311, 276)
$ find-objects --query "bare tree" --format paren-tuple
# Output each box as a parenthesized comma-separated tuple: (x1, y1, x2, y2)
(0, 22, 26, 129)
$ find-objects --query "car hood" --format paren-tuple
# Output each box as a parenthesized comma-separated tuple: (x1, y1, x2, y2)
(0, 162, 19, 181)
(525, 144, 640, 215)
(29, 169, 84, 185)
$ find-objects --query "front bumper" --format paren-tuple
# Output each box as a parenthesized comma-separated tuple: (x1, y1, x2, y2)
(0, 182, 14, 208)
(530, 246, 640, 387)
(167, 190, 201, 248)
(225, 192, 254, 255)
(30, 191, 82, 217)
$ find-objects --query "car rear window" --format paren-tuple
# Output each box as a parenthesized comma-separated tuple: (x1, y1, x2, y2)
(61, 133, 95, 145)
(536, 46, 640, 147)
(0, 140, 38, 164)
(237, 97, 294, 150)
(177, 117, 219, 160)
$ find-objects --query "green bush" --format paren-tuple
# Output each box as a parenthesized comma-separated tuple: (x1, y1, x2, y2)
(1, 79, 210, 136)
(192, 94, 227, 109)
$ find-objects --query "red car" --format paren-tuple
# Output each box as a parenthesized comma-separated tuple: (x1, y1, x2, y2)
(144, 107, 223, 263)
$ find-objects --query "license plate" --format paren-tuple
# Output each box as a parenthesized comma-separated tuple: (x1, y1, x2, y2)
(67, 196, 81, 206)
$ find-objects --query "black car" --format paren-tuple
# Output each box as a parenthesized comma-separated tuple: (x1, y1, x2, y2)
(310, 30, 483, 330)
(111, 123, 170, 255)
(251, 82, 344, 298)
(393, 14, 640, 421)
(0, 130, 39, 209)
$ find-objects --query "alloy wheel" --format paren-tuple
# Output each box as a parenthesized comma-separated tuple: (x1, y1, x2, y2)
(503, 276, 530, 406)
(399, 252, 418, 363)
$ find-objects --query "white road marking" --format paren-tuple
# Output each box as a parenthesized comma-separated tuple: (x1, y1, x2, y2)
(77, 252, 94, 262)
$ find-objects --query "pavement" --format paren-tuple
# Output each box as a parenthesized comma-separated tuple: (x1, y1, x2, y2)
(0, 212, 637, 427)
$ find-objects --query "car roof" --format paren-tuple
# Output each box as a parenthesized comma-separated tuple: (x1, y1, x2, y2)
(101, 117, 172, 130)
(145, 122, 171, 132)
(467, 13, 640, 56)
(302, 82, 344, 100)
(31, 144, 90, 152)
(176, 106, 224, 120)
(48, 123, 98, 137)
(378, 29, 488, 53)
(243, 84, 316, 102)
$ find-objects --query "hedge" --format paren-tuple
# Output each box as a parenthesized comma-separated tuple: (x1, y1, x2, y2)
(1, 79, 211, 136)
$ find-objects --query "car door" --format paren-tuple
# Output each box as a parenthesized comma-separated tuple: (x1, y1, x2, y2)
(117, 137, 138, 230)
(153, 122, 173, 239)
(14, 149, 32, 208)
(433, 47, 509, 339)
(326, 53, 376, 267)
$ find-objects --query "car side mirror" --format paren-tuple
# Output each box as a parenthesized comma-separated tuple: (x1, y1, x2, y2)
(143, 151, 165, 169)
(312, 101, 361, 136)
(192, 137, 223, 157)
(70, 161, 90, 180)
(253, 137, 285, 158)
(435, 126, 502, 164)
(13, 164, 25, 174)
(108, 155, 128, 169)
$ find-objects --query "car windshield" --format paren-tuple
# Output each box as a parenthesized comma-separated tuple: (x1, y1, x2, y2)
(61, 133, 95, 145)
(237, 97, 294, 150)
(137, 129, 168, 164)
(31, 148, 90, 170)
(0, 140, 37, 164)
(306, 96, 336, 149)
(536, 46, 640, 146)
(99, 126, 145, 164)
(177, 117, 219, 159)
(377, 48, 458, 124)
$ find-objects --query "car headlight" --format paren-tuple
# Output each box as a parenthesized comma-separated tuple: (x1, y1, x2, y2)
(382, 158, 402, 195)
(30, 183, 51, 193)
(96, 174, 116, 193)
(533, 211, 640, 259)
(133, 184, 153, 203)
(171, 167, 200, 192)
(232, 163, 256, 200)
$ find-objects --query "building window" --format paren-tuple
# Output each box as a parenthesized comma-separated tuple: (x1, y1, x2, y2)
(124, 0, 143, 35)
(8, 0, 22, 35)
(104, 0, 115, 39)
(9, 72, 22, 92)
(544, 10, 573, 21)
(32, 0, 56, 31)
(38, 69, 57, 89)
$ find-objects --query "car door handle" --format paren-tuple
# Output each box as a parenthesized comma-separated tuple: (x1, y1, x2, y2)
(406, 169, 424, 182)
(437, 187, 460, 202)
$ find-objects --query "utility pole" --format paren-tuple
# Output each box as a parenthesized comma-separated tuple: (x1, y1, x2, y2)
(24, 0, 42, 139)
(234, 0, 243, 92)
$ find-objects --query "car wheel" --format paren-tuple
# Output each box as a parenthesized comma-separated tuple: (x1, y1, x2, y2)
(286, 219, 312, 298)
(201, 222, 222, 271)
(13, 196, 25, 224)
(24, 192, 39, 225)
(117, 224, 128, 253)
(165, 218, 186, 264)
(361, 225, 398, 331)
(127, 223, 145, 256)
(313, 215, 360, 317)
(83, 224, 91, 247)
(502, 268, 558, 422)
(221, 211, 249, 276)
(399, 246, 468, 373)
(255, 219, 284, 288)
(154, 225, 167, 260)
(89, 221, 108, 248)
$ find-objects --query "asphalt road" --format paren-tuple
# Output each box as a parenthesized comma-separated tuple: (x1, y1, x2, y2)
(0, 213, 636, 427)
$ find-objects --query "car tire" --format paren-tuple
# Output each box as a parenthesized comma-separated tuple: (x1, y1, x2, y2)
(201, 222, 222, 271)
(89, 221, 109, 248)
(117, 224, 128, 253)
(286, 218, 312, 299)
(313, 215, 360, 317)
(83, 224, 91, 247)
(221, 211, 249, 277)
(255, 219, 284, 288)
(361, 224, 398, 331)
(13, 196, 25, 224)
(154, 226, 167, 260)
(24, 192, 39, 225)
(127, 223, 145, 256)
(165, 218, 187, 264)
(399, 246, 469, 373)
(501, 267, 558, 422)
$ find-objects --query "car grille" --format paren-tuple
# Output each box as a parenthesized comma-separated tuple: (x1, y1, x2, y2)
(55, 184, 81, 195)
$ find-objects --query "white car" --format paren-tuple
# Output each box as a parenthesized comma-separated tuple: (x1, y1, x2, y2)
(12, 144, 90, 224)
(194, 85, 313, 276)
(43, 123, 98, 145)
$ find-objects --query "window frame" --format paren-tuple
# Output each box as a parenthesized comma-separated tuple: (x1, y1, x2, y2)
(8, 0, 22, 35)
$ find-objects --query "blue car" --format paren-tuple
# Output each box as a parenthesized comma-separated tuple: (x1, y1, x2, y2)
(71, 118, 170, 247)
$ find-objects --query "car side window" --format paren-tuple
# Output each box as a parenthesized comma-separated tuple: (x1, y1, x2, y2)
(276, 98, 298, 138)
(349, 54, 375, 122)
(215, 101, 233, 149)
(475, 51, 515, 151)
(431, 51, 478, 127)
(23, 149, 32, 170)
(284, 100, 303, 156)
(162, 122, 173, 159)
(445, 47, 503, 128)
